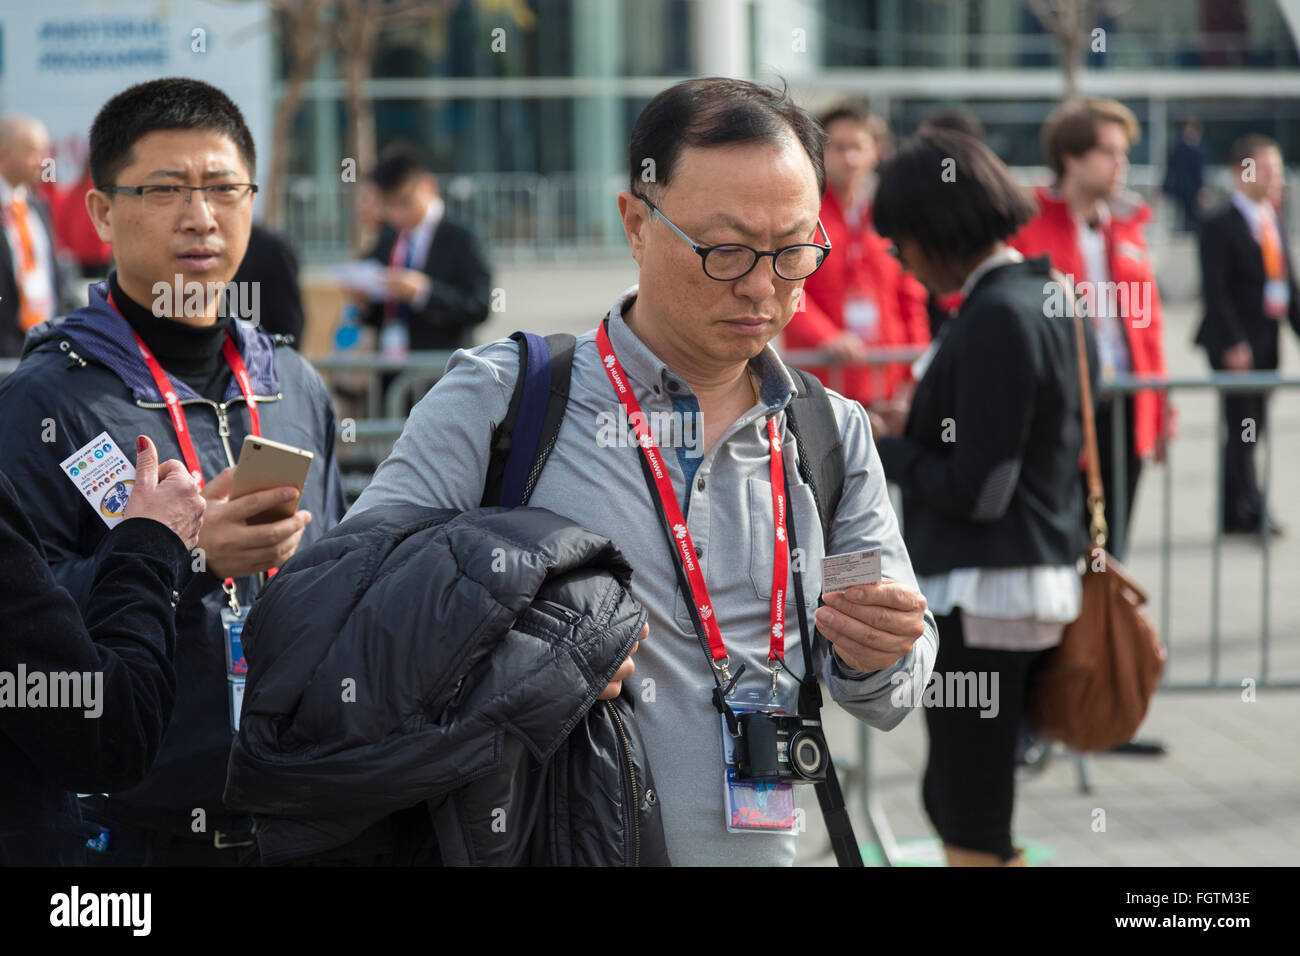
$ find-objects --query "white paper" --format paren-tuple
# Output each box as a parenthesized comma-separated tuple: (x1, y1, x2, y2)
(331, 259, 390, 301)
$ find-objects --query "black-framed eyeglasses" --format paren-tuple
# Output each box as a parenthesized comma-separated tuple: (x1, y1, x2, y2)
(100, 183, 258, 210)
(636, 193, 831, 281)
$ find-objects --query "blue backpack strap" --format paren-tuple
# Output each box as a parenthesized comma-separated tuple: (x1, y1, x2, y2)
(481, 331, 576, 508)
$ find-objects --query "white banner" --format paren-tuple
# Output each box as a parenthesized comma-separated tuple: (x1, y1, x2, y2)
(0, 0, 271, 208)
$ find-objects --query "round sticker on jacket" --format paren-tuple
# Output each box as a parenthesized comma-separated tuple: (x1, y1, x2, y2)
(101, 480, 135, 518)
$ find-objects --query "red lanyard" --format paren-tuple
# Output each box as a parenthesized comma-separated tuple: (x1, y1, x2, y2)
(595, 322, 789, 684)
(107, 290, 260, 489)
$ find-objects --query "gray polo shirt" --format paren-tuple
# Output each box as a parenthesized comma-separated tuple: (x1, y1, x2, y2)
(347, 285, 939, 866)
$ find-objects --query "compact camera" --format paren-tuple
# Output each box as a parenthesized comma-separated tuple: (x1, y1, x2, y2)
(733, 712, 828, 784)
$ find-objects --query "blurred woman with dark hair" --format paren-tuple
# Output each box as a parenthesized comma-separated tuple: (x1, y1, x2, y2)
(869, 130, 1098, 866)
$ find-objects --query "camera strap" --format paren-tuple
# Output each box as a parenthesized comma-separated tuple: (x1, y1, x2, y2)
(782, 486, 864, 868)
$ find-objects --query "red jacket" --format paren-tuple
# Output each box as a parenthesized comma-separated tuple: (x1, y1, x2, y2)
(783, 187, 929, 404)
(1010, 186, 1170, 458)
(47, 172, 112, 270)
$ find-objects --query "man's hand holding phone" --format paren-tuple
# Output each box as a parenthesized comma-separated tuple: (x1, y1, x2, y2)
(195, 466, 312, 579)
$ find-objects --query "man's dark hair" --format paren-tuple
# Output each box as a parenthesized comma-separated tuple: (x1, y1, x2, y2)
(628, 77, 825, 199)
(1229, 133, 1280, 172)
(819, 102, 871, 134)
(918, 106, 986, 143)
(89, 78, 256, 188)
(1040, 97, 1140, 180)
(372, 142, 431, 193)
(872, 129, 1035, 264)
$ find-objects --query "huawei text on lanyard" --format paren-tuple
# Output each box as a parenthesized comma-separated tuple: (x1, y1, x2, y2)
(595, 322, 790, 697)
(107, 290, 260, 614)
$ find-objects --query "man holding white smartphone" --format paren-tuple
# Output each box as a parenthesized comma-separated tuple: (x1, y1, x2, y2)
(0, 78, 347, 865)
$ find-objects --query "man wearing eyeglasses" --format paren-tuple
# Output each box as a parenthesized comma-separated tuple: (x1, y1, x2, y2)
(0, 78, 347, 865)
(347, 77, 937, 866)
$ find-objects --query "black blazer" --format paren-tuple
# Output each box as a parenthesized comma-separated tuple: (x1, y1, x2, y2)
(877, 256, 1098, 576)
(0, 469, 187, 865)
(0, 195, 65, 359)
(1195, 201, 1300, 370)
(362, 214, 492, 351)
(231, 224, 305, 346)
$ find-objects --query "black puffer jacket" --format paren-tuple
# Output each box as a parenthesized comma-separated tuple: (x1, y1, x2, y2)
(224, 504, 669, 866)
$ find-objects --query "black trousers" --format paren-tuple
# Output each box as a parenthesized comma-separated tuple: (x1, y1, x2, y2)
(922, 610, 1052, 860)
(1085, 395, 1143, 560)
(1219, 389, 1268, 529)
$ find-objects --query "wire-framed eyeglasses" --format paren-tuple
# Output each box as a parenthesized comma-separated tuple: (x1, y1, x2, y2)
(100, 183, 258, 210)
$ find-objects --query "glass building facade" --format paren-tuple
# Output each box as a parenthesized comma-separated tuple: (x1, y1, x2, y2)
(277, 0, 1300, 258)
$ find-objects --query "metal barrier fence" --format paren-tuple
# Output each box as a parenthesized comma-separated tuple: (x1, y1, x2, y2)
(1098, 372, 1300, 691)
(282, 164, 1260, 264)
(286, 171, 629, 263)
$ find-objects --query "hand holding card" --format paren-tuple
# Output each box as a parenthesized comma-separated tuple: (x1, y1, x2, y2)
(814, 555, 928, 674)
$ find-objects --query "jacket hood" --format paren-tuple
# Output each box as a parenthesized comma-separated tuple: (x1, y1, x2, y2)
(22, 280, 281, 403)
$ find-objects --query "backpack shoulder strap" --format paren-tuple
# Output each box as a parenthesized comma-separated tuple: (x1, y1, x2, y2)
(783, 368, 846, 547)
(481, 331, 576, 508)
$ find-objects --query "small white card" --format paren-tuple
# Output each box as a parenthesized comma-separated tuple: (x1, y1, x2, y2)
(821, 547, 882, 593)
(60, 431, 136, 528)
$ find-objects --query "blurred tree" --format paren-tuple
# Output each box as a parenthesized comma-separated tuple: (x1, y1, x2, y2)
(1027, 0, 1134, 100)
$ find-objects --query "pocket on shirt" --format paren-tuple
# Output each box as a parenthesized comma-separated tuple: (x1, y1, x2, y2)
(748, 477, 822, 601)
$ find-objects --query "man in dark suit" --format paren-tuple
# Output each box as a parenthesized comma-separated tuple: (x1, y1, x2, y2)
(1196, 134, 1300, 535)
(0, 115, 66, 358)
(360, 144, 491, 353)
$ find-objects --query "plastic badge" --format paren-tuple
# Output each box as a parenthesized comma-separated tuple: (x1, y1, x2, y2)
(222, 606, 248, 733)
(720, 698, 798, 835)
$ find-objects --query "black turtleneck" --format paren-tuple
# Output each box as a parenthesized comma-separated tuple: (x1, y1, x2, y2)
(109, 273, 234, 403)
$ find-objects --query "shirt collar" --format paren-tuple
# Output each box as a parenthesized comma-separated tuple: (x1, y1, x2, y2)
(1232, 189, 1273, 230)
(404, 196, 445, 246)
(960, 246, 1024, 299)
(603, 284, 798, 412)
(0, 176, 26, 206)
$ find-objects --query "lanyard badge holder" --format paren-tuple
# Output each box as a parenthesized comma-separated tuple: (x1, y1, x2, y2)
(596, 322, 861, 860)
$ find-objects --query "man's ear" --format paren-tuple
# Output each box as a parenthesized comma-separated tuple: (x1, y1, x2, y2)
(618, 189, 648, 265)
(84, 189, 114, 244)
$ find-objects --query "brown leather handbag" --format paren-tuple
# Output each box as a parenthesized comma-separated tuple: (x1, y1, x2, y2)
(1027, 276, 1166, 752)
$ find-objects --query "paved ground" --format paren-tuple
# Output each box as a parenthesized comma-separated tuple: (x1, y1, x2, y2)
(476, 246, 1300, 867)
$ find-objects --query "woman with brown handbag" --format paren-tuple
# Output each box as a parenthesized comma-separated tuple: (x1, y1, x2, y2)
(868, 130, 1098, 866)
